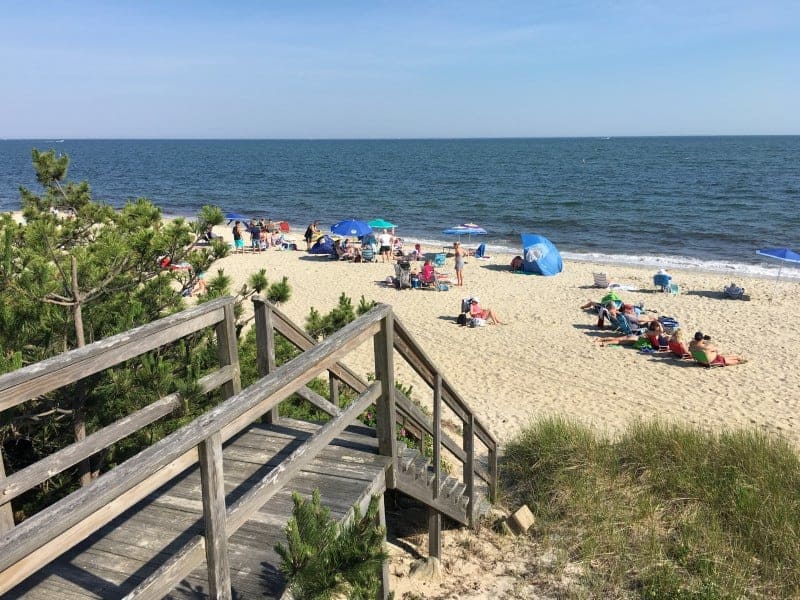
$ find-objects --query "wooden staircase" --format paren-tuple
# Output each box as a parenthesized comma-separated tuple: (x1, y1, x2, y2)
(0, 296, 499, 598)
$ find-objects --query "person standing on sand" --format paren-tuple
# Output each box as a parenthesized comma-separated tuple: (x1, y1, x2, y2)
(304, 220, 319, 250)
(232, 221, 244, 254)
(378, 229, 393, 262)
(453, 241, 467, 286)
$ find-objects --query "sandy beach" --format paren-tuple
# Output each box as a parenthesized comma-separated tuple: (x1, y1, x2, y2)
(208, 226, 800, 449)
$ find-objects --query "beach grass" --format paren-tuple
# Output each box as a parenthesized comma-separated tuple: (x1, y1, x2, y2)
(503, 417, 800, 598)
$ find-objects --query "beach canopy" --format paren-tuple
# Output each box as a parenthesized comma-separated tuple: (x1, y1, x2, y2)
(521, 233, 563, 276)
(756, 247, 800, 264)
(442, 224, 488, 236)
(224, 212, 250, 222)
(367, 219, 396, 229)
(331, 219, 372, 238)
(756, 247, 800, 300)
(309, 235, 335, 256)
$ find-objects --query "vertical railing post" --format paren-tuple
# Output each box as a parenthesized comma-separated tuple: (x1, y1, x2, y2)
(215, 301, 241, 401)
(463, 413, 475, 527)
(0, 455, 14, 532)
(373, 313, 397, 488)
(488, 442, 498, 503)
(199, 431, 232, 599)
(377, 494, 390, 599)
(428, 373, 442, 559)
(253, 297, 278, 423)
(328, 373, 339, 408)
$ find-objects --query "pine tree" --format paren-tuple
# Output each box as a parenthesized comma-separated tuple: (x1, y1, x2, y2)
(0, 149, 228, 488)
(275, 490, 387, 599)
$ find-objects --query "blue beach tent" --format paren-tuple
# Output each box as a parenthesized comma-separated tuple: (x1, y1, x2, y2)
(309, 235, 335, 256)
(521, 233, 563, 276)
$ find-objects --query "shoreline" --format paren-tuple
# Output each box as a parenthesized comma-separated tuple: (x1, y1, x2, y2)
(6, 207, 798, 280)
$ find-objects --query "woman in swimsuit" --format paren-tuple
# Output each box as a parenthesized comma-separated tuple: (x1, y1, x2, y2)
(453, 241, 467, 286)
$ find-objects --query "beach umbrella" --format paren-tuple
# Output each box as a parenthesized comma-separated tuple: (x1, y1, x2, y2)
(367, 218, 396, 229)
(330, 219, 372, 239)
(756, 247, 800, 300)
(442, 223, 488, 244)
(224, 212, 250, 222)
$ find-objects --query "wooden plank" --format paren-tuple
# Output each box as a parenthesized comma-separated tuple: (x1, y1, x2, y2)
(216, 301, 241, 401)
(253, 297, 279, 423)
(0, 297, 233, 411)
(463, 413, 475, 528)
(392, 316, 498, 451)
(394, 390, 465, 463)
(428, 508, 441, 559)
(227, 383, 382, 532)
(432, 374, 442, 500)
(0, 368, 230, 505)
(293, 386, 342, 417)
(198, 431, 231, 599)
(0, 448, 199, 596)
(0, 304, 390, 578)
(0, 456, 13, 533)
(266, 302, 371, 397)
(373, 313, 397, 489)
(122, 536, 206, 600)
(488, 445, 498, 503)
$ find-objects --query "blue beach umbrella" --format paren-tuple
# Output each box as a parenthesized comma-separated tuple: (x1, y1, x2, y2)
(756, 247, 800, 300)
(331, 219, 372, 239)
(224, 212, 250, 222)
(442, 223, 488, 244)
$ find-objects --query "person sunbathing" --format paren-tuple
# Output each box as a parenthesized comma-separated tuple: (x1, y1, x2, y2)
(668, 329, 692, 358)
(689, 332, 747, 366)
(469, 298, 504, 325)
(644, 320, 668, 349)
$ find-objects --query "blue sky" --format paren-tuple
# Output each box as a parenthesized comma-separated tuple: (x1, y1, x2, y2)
(1, 1, 798, 138)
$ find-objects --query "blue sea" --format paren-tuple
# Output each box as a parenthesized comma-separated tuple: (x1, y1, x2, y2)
(1, 137, 798, 279)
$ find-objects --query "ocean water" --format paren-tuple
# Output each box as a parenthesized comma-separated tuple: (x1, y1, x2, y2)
(1, 137, 798, 279)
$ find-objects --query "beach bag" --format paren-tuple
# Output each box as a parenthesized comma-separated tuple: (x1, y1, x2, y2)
(437, 283, 449, 292)
(456, 313, 468, 326)
(461, 298, 472, 313)
(470, 317, 486, 327)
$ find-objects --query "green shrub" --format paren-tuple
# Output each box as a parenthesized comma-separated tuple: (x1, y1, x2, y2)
(275, 490, 387, 599)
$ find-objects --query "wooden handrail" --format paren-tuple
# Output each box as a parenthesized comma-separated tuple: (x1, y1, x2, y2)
(254, 297, 499, 504)
(0, 367, 232, 506)
(0, 297, 233, 412)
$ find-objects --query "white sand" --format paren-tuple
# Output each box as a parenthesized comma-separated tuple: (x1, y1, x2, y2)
(208, 225, 800, 447)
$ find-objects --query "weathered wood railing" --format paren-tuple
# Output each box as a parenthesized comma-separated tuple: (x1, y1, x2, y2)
(252, 296, 499, 554)
(0, 296, 498, 597)
(0, 297, 241, 595)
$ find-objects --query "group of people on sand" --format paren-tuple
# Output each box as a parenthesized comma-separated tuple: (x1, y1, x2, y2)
(231, 219, 285, 254)
(583, 289, 746, 366)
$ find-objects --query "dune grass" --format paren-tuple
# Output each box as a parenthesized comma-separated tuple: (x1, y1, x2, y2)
(502, 417, 800, 599)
